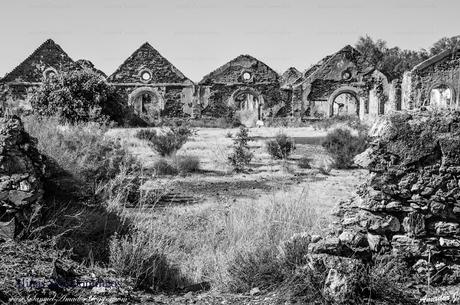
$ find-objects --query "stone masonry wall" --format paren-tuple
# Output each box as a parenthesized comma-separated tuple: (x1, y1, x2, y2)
(0, 116, 45, 240)
(307, 110, 460, 289)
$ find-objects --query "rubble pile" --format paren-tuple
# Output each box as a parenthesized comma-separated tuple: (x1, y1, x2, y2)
(0, 115, 45, 239)
(309, 110, 460, 287)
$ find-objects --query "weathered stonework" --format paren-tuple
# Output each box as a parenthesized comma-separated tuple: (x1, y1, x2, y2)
(0, 115, 45, 240)
(291, 45, 394, 122)
(402, 48, 460, 110)
(107, 42, 194, 124)
(0, 39, 79, 113)
(198, 55, 285, 126)
(303, 110, 460, 289)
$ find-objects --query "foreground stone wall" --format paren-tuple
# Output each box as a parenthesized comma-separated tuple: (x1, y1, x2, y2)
(309, 110, 460, 287)
(0, 116, 45, 240)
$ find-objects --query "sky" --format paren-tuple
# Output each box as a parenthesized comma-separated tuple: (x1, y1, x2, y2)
(0, 0, 459, 82)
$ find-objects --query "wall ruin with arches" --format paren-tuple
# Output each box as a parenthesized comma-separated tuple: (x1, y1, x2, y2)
(402, 48, 460, 110)
(290, 45, 399, 122)
(198, 55, 287, 126)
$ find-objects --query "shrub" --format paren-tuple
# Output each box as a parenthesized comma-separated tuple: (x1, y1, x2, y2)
(228, 126, 253, 172)
(153, 159, 178, 175)
(30, 69, 122, 124)
(297, 156, 311, 169)
(266, 133, 295, 159)
(225, 131, 233, 138)
(136, 125, 194, 157)
(321, 128, 369, 169)
(227, 246, 285, 292)
(110, 229, 188, 291)
(23, 115, 138, 195)
(175, 155, 200, 174)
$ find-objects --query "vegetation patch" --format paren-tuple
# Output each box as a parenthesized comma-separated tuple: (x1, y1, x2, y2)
(266, 133, 295, 159)
(321, 127, 369, 169)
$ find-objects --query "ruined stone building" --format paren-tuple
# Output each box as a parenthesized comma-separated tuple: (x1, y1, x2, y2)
(107, 42, 194, 124)
(402, 48, 460, 110)
(198, 55, 288, 126)
(0, 39, 79, 111)
(5, 39, 459, 125)
(289, 45, 400, 121)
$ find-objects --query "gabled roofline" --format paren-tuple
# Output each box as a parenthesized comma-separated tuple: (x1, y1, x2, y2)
(107, 42, 192, 84)
(411, 48, 458, 72)
(1, 39, 75, 83)
(199, 54, 279, 85)
(292, 45, 375, 89)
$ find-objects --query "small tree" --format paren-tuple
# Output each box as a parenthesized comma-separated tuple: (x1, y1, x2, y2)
(228, 126, 253, 172)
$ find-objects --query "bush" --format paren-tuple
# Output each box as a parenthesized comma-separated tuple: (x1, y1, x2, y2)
(266, 133, 295, 159)
(30, 69, 122, 124)
(297, 156, 311, 169)
(175, 155, 200, 174)
(153, 159, 178, 175)
(137, 125, 194, 157)
(228, 126, 253, 172)
(321, 128, 369, 169)
(23, 115, 138, 195)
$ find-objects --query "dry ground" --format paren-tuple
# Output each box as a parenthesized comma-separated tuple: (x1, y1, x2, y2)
(107, 126, 366, 212)
(106, 126, 366, 285)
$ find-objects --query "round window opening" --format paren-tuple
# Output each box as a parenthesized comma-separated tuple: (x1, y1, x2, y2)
(141, 71, 152, 81)
(242, 72, 252, 81)
(342, 71, 352, 80)
(44, 68, 57, 79)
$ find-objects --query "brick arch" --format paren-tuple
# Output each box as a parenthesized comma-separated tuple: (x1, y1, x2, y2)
(327, 86, 360, 117)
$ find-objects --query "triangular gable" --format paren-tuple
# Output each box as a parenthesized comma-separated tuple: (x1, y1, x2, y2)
(108, 42, 192, 84)
(199, 54, 279, 85)
(1, 39, 76, 83)
(293, 45, 374, 88)
(280, 67, 302, 88)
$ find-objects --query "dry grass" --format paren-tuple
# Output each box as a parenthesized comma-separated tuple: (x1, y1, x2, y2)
(106, 126, 329, 174)
(109, 185, 330, 291)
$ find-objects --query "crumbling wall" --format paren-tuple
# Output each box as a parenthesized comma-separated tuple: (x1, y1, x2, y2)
(307, 110, 460, 288)
(402, 51, 460, 110)
(0, 116, 45, 240)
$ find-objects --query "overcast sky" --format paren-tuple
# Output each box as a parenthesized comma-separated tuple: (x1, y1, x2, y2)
(0, 0, 459, 82)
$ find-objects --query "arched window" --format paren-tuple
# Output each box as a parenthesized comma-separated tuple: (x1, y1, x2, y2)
(43, 67, 57, 80)
(139, 70, 152, 82)
(429, 84, 454, 108)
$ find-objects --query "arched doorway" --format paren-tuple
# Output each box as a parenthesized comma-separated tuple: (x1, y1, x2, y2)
(230, 88, 264, 126)
(327, 87, 361, 118)
(235, 91, 261, 119)
(128, 87, 164, 119)
(331, 92, 359, 117)
(429, 84, 455, 109)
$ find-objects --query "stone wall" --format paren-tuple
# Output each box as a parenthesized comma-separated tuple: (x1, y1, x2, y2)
(307, 110, 460, 288)
(0, 116, 45, 240)
(401, 49, 460, 110)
